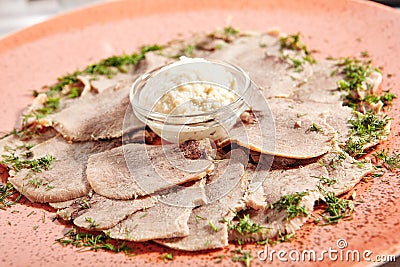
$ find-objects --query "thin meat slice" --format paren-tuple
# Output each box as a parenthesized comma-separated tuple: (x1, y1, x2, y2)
(320, 148, 373, 195)
(220, 102, 333, 159)
(155, 159, 247, 251)
(234, 163, 327, 242)
(291, 59, 345, 104)
(208, 34, 312, 98)
(268, 98, 353, 146)
(50, 81, 131, 141)
(245, 162, 328, 208)
(230, 191, 319, 243)
(9, 136, 120, 203)
(86, 143, 214, 200)
(107, 202, 191, 242)
(73, 194, 157, 230)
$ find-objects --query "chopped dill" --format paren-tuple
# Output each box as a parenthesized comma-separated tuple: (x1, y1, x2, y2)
(373, 150, 400, 171)
(56, 228, 134, 255)
(309, 123, 323, 133)
(228, 214, 261, 235)
(223, 26, 239, 35)
(85, 217, 99, 228)
(162, 253, 173, 262)
(317, 186, 354, 225)
(279, 33, 311, 55)
(270, 192, 309, 220)
(68, 87, 80, 98)
(0, 181, 21, 210)
(334, 57, 395, 111)
(79, 199, 91, 209)
(33, 97, 60, 120)
(182, 44, 195, 57)
(83, 44, 162, 77)
(345, 112, 390, 156)
(1, 154, 54, 173)
(312, 175, 337, 186)
(278, 32, 316, 71)
(194, 214, 206, 223)
(328, 152, 347, 170)
(231, 248, 252, 267)
(208, 220, 220, 232)
(25, 44, 162, 122)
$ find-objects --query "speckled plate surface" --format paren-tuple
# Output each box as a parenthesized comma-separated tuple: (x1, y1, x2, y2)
(0, 0, 399, 266)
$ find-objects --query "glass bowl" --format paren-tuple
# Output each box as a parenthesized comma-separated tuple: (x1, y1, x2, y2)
(130, 58, 251, 143)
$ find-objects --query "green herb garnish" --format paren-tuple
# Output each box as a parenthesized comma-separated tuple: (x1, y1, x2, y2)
(208, 220, 220, 232)
(56, 228, 134, 255)
(231, 248, 252, 267)
(224, 26, 239, 35)
(162, 253, 173, 262)
(68, 87, 80, 98)
(1, 153, 54, 173)
(85, 217, 99, 228)
(344, 112, 390, 156)
(312, 175, 337, 186)
(310, 123, 323, 133)
(279, 33, 311, 55)
(374, 150, 400, 171)
(270, 192, 309, 220)
(0, 181, 21, 210)
(317, 186, 354, 225)
(228, 214, 261, 235)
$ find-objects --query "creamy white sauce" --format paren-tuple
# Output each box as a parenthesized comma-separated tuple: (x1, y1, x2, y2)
(153, 83, 238, 115)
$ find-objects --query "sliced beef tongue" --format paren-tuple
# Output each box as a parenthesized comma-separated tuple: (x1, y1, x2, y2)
(73, 194, 157, 231)
(50, 80, 132, 141)
(107, 202, 192, 242)
(8, 135, 120, 203)
(155, 160, 247, 251)
(290, 59, 345, 104)
(220, 100, 334, 160)
(208, 33, 312, 99)
(320, 148, 373, 196)
(233, 163, 327, 242)
(86, 143, 214, 200)
(230, 191, 319, 243)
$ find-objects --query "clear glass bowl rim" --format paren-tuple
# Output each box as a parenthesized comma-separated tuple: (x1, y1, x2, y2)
(130, 59, 252, 121)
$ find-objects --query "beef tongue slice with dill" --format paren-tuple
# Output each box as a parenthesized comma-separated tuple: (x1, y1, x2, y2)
(208, 32, 312, 99)
(106, 202, 192, 242)
(220, 98, 335, 160)
(49, 81, 132, 141)
(7, 135, 120, 203)
(319, 148, 373, 195)
(71, 194, 158, 231)
(86, 143, 214, 200)
(155, 159, 247, 251)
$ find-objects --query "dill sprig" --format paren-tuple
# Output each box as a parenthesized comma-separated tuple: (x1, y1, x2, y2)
(279, 33, 311, 55)
(317, 186, 354, 225)
(345, 112, 390, 156)
(374, 150, 400, 171)
(279, 33, 316, 71)
(1, 153, 54, 173)
(56, 228, 134, 255)
(162, 253, 173, 262)
(228, 214, 262, 236)
(270, 192, 309, 220)
(312, 175, 337, 186)
(335, 57, 396, 111)
(208, 220, 220, 232)
(309, 123, 324, 133)
(0, 181, 21, 210)
(231, 248, 252, 267)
